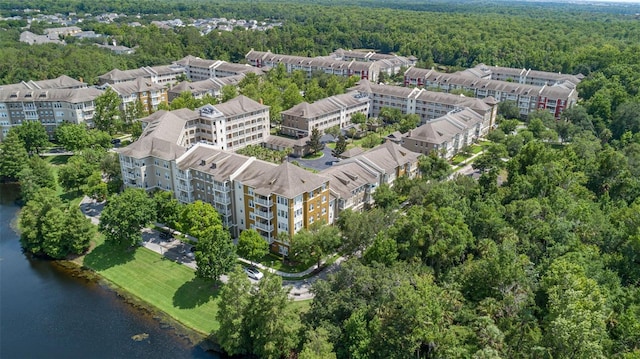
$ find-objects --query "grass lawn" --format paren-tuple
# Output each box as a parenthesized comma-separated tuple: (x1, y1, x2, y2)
(451, 153, 471, 166)
(251, 252, 314, 273)
(44, 154, 72, 166)
(82, 236, 221, 335)
(302, 151, 324, 160)
(469, 144, 484, 154)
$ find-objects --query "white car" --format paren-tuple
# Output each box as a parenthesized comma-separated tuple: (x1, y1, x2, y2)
(244, 267, 264, 280)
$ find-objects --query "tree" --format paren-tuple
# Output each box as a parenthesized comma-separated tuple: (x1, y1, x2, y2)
(170, 91, 200, 110)
(153, 190, 182, 228)
(55, 123, 90, 152)
(398, 114, 420, 133)
(337, 208, 391, 254)
(611, 101, 640, 139)
(333, 135, 348, 156)
(282, 83, 304, 110)
(84, 171, 108, 201)
(221, 85, 239, 103)
(307, 127, 324, 155)
(418, 152, 452, 181)
(0, 128, 29, 180)
(372, 183, 399, 210)
(498, 100, 520, 119)
(58, 155, 94, 192)
(216, 265, 251, 356)
(245, 275, 301, 359)
(18, 187, 93, 259)
(15, 121, 49, 155)
(299, 327, 337, 359)
(121, 100, 147, 131)
(18, 156, 56, 202)
(237, 229, 268, 265)
(99, 188, 156, 247)
(350, 112, 367, 125)
(178, 201, 223, 240)
(361, 133, 380, 148)
(325, 125, 341, 139)
(379, 107, 402, 125)
(93, 87, 122, 135)
(290, 222, 340, 268)
(194, 225, 236, 282)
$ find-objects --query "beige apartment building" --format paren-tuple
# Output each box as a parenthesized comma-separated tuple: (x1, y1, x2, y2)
(98, 65, 186, 85)
(174, 55, 264, 81)
(280, 92, 370, 137)
(0, 75, 102, 140)
(104, 77, 169, 112)
(404, 67, 577, 119)
(168, 75, 245, 102)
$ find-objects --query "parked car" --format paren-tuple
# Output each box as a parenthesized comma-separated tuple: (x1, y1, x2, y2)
(243, 266, 264, 280)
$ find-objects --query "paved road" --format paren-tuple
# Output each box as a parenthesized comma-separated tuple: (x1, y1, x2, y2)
(79, 196, 321, 300)
(290, 135, 340, 171)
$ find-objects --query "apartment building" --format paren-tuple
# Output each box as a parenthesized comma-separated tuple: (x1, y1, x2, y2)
(103, 77, 168, 112)
(330, 48, 417, 77)
(168, 75, 245, 102)
(280, 92, 370, 137)
(98, 65, 186, 85)
(351, 79, 496, 132)
(404, 67, 577, 119)
(174, 55, 263, 81)
(0, 76, 102, 140)
(401, 108, 485, 159)
(174, 143, 330, 255)
(460, 63, 583, 89)
(245, 49, 380, 82)
(212, 95, 270, 151)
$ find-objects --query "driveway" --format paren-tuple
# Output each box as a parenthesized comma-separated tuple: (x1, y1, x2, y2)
(293, 135, 340, 171)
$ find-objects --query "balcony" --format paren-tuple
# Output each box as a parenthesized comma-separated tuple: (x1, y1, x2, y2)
(214, 194, 231, 205)
(216, 206, 232, 217)
(176, 183, 192, 192)
(124, 172, 136, 180)
(254, 221, 273, 232)
(178, 194, 194, 203)
(254, 196, 272, 207)
(176, 171, 191, 180)
(214, 184, 229, 192)
(254, 208, 273, 219)
(122, 161, 135, 169)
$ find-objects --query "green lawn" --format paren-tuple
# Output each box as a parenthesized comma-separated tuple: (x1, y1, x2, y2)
(469, 144, 484, 154)
(302, 151, 324, 160)
(83, 236, 221, 334)
(44, 154, 72, 166)
(250, 252, 314, 273)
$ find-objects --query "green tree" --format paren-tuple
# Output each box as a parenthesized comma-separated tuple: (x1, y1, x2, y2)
(99, 188, 156, 247)
(237, 229, 269, 265)
(153, 190, 182, 228)
(84, 171, 108, 201)
(325, 125, 341, 139)
(216, 265, 251, 356)
(498, 100, 520, 119)
(361, 133, 380, 148)
(350, 112, 367, 125)
(245, 275, 301, 359)
(290, 222, 340, 268)
(398, 114, 421, 133)
(58, 155, 95, 192)
(55, 123, 90, 152)
(194, 225, 236, 282)
(18, 187, 93, 259)
(299, 327, 337, 359)
(121, 100, 147, 131)
(333, 135, 348, 156)
(611, 102, 640, 139)
(306, 127, 324, 155)
(418, 152, 452, 181)
(18, 156, 56, 202)
(372, 183, 399, 210)
(15, 121, 49, 155)
(0, 129, 29, 180)
(93, 87, 122, 135)
(221, 85, 239, 103)
(282, 83, 304, 110)
(178, 201, 223, 240)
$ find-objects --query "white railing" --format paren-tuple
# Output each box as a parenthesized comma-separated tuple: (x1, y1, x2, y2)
(254, 209, 273, 219)
(254, 221, 273, 232)
(254, 197, 272, 207)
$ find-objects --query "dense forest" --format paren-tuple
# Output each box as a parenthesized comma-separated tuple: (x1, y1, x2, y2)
(3, 0, 640, 358)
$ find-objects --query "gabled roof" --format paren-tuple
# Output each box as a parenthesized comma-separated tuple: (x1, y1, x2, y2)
(212, 95, 269, 117)
(244, 162, 329, 198)
(357, 141, 421, 174)
(322, 161, 378, 199)
(117, 110, 188, 160)
(404, 108, 483, 145)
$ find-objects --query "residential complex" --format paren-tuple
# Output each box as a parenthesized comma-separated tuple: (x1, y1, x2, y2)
(404, 67, 578, 118)
(280, 92, 370, 137)
(98, 65, 186, 85)
(350, 79, 497, 131)
(0, 76, 102, 139)
(328, 48, 417, 77)
(400, 108, 485, 159)
(101, 78, 169, 112)
(461, 63, 583, 89)
(245, 49, 382, 82)
(168, 75, 246, 102)
(174, 55, 264, 81)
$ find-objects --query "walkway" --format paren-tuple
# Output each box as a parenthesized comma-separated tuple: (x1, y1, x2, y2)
(79, 196, 338, 300)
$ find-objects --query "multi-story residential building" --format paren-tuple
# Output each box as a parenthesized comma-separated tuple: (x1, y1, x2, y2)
(404, 67, 578, 119)
(329, 48, 417, 77)
(280, 91, 370, 137)
(174, 55, 263, 81)
(44, 26, 82, 38)
(351, 79, 496, 132)
(0, 76, 102, 140)
(98, 65, 186, 85)
(102, 77, 168, 112)
(168, 75, 245, 102)
(322, 160, 380, 213)
(212, 95, 270, 151)
(401, 108, 485, 159)
(460, 63, 583, 89)
(245, 49, 381, 82)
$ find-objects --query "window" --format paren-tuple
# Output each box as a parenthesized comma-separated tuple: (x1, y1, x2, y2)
(309, 204, 314, 212)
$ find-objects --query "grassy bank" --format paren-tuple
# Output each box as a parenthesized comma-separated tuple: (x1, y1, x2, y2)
(81, 236, 221, 334)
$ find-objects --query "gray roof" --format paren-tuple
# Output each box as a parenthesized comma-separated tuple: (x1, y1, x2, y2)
(118, 110, 188, 160)
(281, 92, 368, 120)
(211, 95, 269, 117)
(356, 141, 420, 174)
(404, 108, 483, 145)
(0, 87, 103, 103)
(177, 144, 254, 181)
(108, 77, 165, 95)
(176, 55, 264, 75)
(0, 75, 86, 91)
(321, 161, 378, 199)
(98, 65, 185, 83)
(168, 75, 245, 96)
(264, 135, 308, 148)
(244, 162, 329, 198)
